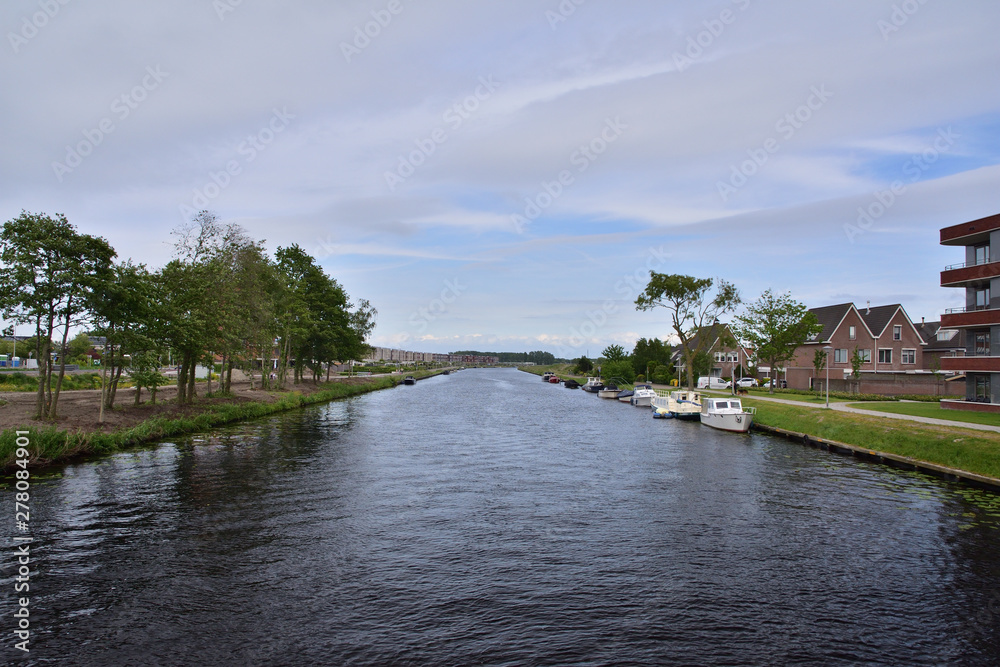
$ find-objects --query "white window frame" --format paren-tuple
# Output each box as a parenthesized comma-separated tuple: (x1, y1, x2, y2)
(893, 325, 902, 341)
(860, 349, 872, 363)
(901, 349, 916, 365)
(848, 325, 856, 340)
(834, 348, 848, 364)
(878, 348, 893, 364)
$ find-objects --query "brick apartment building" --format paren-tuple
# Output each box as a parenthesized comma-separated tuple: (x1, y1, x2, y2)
(939, 212, 1000, 411)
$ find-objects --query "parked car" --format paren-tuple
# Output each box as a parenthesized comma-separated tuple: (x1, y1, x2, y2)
(697, 376, 731, 390)
(762, 379, 787, 389)
(735, 377, 758, 388)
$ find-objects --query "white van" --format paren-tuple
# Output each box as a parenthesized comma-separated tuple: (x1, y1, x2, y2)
(697, 376, 730, 389)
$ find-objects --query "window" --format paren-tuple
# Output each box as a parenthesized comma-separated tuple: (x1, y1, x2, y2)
(901, 349, 916, 364)
(976, 287, 991, 310)
(714, 352, 726, 363)
(834, 348, 848, 363)
(937, 329, 957, 342)
(975, 375, 991, 401)
(893, 325, 902, 340)
(975, 244, 990, 266)
(878, 348, 893, 364)
(859, 349, 872, 363)
(975, 331, 991, 356)
(849, 325, 856, 340)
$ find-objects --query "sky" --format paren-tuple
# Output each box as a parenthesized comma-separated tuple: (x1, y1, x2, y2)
(2, 0, 999, 358)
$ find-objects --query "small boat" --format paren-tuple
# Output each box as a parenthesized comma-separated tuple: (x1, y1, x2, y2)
(442, 370, 450, 375)
(403, 376, 416, 385)
(542, 372, 555, 381)
(581, 377, 604, 393)
(630, 384, 656, 407)
(652, 389, 701, 420)
(563, 379, 580, 389)
(617, 389, 634, 403)
(597, 383, 620, 399)
(548, 375, 561, 383)
(700, 397, 755, 433)
(652, 407, 673, 419)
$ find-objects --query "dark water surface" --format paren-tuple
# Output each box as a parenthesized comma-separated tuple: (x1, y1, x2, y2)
(3, 368, 1000, 665)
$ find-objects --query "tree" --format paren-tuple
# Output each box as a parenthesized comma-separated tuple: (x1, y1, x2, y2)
(635, 273, 740, 390)
(574, 356, 593, 374)
(67, 331, 92, 361)
(812, 349, 827, 382)
(603, 359, 635, 386)
(0, 211, 115, 420)
(850, 347, 865, 388)
(732, 290, 822, 394)
(602, 344, 627, 361)
(631, 337, 672, 378)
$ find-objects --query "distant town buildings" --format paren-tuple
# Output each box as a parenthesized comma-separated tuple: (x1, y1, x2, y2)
(365, 347, 498, 366)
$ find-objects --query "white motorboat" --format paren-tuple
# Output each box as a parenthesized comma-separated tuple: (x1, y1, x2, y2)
(652, 389, 702, 420)
(700, 397, 755, 433)
(630, 384, 656, 407)
(581, 377, 604, 393)
(597, 383, 620, 399)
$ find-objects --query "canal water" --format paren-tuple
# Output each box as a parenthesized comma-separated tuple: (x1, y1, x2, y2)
(3, 368, 1000, 665)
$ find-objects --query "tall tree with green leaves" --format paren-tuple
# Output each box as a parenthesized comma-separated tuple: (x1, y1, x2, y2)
(731, 290, 822, 394)
(602, 344, 627, 361)
(635, 273, 740, 390)
(0, 211, 114, 420)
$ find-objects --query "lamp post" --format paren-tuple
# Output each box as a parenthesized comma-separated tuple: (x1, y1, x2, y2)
(822, 345, 833, 408)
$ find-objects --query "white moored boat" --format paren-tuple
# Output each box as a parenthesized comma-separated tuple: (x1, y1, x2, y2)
(630, 384, 656, 407)
(652, 389, 702, 420)
(597, 383, 620, 399)
(700, 397, 756, 433)
(581, 377, 604, 393)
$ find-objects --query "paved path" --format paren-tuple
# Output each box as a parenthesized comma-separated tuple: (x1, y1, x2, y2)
(705, 390, 1000, 434)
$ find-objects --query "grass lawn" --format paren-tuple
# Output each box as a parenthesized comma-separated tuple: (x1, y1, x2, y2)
(737, 397, 1000, 479)
(846, 401, 1000, 427)
(702, 389, 852, 405)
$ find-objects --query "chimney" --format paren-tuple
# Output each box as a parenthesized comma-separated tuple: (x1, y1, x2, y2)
(866, 300, 870, 315)
(922, 316, 925, 325)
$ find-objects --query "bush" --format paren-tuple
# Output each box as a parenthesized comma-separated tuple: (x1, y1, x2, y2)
(602, 359, 635, 386)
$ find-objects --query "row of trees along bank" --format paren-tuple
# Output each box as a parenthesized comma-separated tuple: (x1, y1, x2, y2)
(0, 210, 376, 421)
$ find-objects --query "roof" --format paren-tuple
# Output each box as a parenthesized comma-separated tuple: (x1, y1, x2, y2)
(915, 321, 965, 351)
(671, 322, 749, 360)
(806, 303, 856, 343)
(859, 304, 901, 338)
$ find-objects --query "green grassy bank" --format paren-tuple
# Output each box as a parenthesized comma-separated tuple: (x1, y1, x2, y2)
(744, 398, 1000, 480)
(844, 401, 1000, 427)
(1, 376, 400, 471)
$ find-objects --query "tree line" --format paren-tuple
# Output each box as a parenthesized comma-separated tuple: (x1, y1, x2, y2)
(0, 210, 376, 420)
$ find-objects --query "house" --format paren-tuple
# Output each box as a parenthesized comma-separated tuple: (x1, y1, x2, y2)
(784, 302, 935, 394)
(671, 322, 753, 381)
(915, 320, 965, 371)
(939, 212, 1000, 411)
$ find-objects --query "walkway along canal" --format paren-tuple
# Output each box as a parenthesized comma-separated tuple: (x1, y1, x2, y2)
(2, 367, 999, 664)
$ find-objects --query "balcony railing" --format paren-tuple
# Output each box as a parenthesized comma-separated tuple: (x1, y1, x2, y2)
(945, 305, 995, 314)
(945, 256, 993, 271)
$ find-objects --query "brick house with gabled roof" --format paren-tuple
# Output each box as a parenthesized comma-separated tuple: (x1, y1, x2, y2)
(671, 322, 753, 381)
(784, 302, 928, 391)
(914, 320, 965, 371)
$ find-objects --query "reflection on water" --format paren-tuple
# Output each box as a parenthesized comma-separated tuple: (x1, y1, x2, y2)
(3, 368, 999, 665)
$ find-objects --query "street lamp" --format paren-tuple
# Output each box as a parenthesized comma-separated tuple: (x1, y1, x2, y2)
(822, 345, 833, 408)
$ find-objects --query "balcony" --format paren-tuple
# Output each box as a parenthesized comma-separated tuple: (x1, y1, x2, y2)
(941, 307, 1000, 328)
(941, 213, 1000, 246)
(940, 356, 1000, 373)
(941, 259, 1000, 287)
